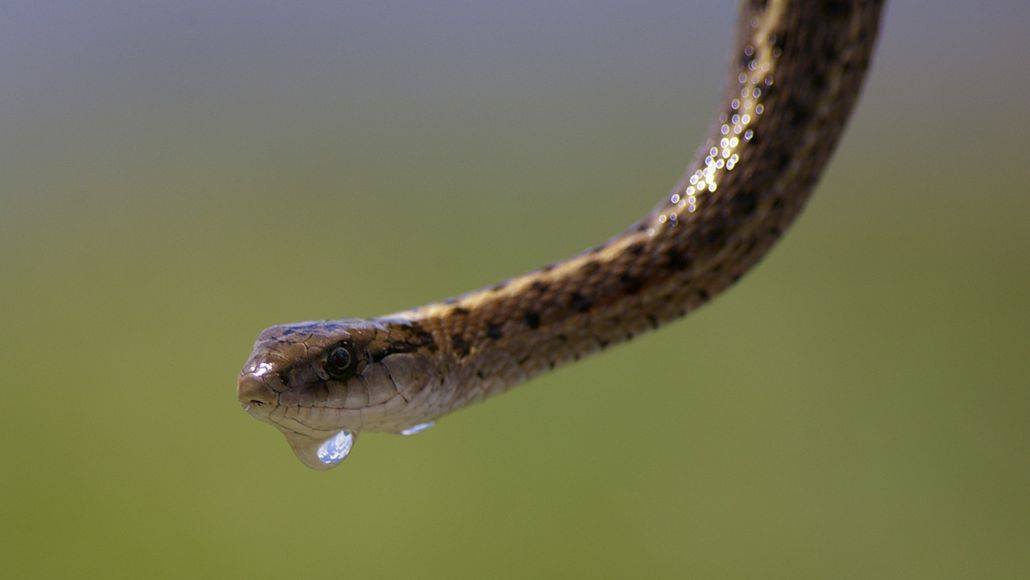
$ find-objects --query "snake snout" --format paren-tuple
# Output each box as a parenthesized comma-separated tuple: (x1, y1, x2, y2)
(237, 373, 278, 414)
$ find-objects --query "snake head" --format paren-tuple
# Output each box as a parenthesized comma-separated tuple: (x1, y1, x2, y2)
(237, 317, 442, 469)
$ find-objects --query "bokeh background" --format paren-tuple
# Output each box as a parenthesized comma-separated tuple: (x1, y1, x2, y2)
(2, 1, 1027, 578)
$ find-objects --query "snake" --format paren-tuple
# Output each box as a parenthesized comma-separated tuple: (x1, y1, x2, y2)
(237, 0, 886, 470)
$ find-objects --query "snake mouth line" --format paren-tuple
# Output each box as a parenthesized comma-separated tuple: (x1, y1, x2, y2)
(264, 402, 364, 435)
(270, 416, 337, 439)
(260, 391, 422, 435)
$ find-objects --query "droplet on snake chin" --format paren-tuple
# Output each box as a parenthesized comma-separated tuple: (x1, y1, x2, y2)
(316, 430, 354, 465)
(400, 422, 434, 436)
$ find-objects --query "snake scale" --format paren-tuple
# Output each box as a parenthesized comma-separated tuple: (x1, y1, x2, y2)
(238, 0, 886, 469)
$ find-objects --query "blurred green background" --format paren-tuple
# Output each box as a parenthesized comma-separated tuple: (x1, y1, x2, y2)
(2, 2, 1027, 578)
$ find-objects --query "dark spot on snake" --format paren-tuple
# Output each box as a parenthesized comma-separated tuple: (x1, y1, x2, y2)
(732, 190, 758, 217)
(771, 197, 785, 211)
(580, 260, 601, 275)
(486, 323, 503, 340)
(517, 355, 531, 366)
(372, 327, 437, 361)
(450, 334, 470, 357)
(771, 32, 787, 52)
(524, 311, 541, 329)
(476, 370, 485, 380)
(410, 324, 438, 352)
(704, 224, 727, 246)
(490, 281, 509, 292)
(823, 1, 848, 18)
(557, 334, 567, 342)
(787, 97, 812, 128)
(278, 371, 291, 387)
(452, 306, 470, 316)
(570, 292, 593, 313)
(697, 289, 711, 301)
(627, 242, 645, 256)
(646, 314, 659, 328)
(531, 280, 550, 293)
(599, 339, 610, 349)
(664, 248, 692, 271)
(619, 273, 643, 295)
(811, 69, 827, 92)
(408, 321, 428, 338)
(548, 360, 555, 370)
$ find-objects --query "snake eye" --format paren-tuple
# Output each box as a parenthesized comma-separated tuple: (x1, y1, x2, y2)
(324, 346, 353, 379)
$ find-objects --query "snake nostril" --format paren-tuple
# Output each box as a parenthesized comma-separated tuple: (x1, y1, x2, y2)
(238, 373, 277, 409)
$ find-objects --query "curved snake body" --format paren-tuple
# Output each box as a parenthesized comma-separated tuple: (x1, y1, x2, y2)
(238, 0, 885, 469)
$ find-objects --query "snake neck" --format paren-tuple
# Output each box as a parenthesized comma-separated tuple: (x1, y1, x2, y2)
(393, 0, 885, 407)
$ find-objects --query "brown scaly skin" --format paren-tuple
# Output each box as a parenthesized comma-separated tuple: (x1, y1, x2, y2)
(239, 0, 886, 470)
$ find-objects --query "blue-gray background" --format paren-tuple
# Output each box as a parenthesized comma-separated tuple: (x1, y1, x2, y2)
(2, 2, 1027, 578)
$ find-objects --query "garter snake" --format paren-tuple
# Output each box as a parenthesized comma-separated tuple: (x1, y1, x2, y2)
(238, 0, 886, 470)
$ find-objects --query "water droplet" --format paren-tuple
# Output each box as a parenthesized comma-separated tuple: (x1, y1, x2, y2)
(401, 422, 435, 436)
(317, 430, 354, 465)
